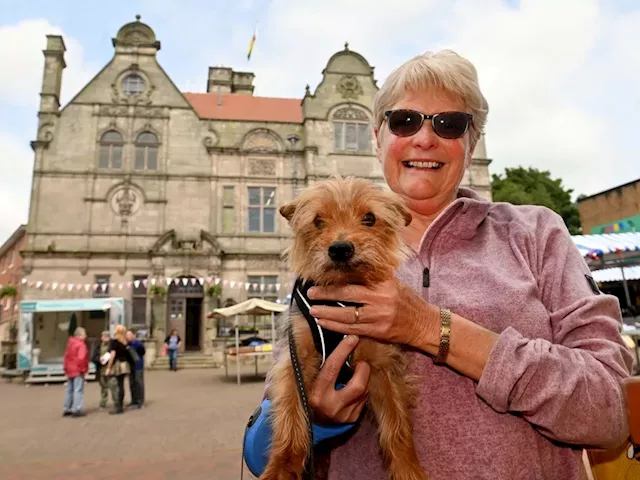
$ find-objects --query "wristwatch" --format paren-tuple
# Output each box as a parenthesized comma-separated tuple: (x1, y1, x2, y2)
(434, 308, 451, 365)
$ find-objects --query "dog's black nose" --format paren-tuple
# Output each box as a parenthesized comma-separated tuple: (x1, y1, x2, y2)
(328, 241, 355, 262)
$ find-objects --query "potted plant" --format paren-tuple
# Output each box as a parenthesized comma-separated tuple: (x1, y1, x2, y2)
(147, 284, 167, 298)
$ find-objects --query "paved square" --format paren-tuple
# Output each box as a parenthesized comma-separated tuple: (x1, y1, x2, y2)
(0, 367, 268, 480)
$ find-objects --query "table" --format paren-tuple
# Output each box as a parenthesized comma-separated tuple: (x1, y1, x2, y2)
(223, 350, 273, 385)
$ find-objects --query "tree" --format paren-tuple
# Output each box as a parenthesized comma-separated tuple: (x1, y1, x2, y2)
(491, 167, 582, 235)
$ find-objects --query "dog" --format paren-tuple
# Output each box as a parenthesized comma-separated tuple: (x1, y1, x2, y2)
(261, 177, 428, 480)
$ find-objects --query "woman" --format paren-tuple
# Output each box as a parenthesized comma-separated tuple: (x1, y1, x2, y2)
(294, 50, 633, 479)
(105, 324, 133, 415)
(164, 329, 181, 371)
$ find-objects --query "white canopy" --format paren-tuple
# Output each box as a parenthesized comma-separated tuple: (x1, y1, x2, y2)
(212, 298, 287, 317)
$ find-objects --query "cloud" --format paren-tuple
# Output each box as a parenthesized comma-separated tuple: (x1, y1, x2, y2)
(0, 19, 96, 110)
(0, 19, 96, 244)
(0, 132, 33, 240)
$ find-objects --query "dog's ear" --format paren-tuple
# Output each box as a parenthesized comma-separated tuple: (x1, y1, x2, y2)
(279, 201, 297, 222)
(390, 197, 412, 226)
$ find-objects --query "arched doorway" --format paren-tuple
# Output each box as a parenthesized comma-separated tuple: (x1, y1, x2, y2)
(167, 276, 204, 352)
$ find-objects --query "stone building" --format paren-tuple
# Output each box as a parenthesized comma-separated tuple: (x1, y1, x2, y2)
(0, 225, 26, 339)
(20, 17, 492, 355)
(577, 178, 640, 234)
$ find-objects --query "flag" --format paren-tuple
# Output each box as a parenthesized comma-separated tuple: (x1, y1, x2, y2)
(247, 25, 257, 60)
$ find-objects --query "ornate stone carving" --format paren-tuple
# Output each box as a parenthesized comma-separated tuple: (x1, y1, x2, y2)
(249, 158, 276, 176)
(111, 80, 155, 106)
(243, 129, 281, 152)
(337, 75, 364, 100)
(100, 104, 129, 117)
(133, 106, 166, 118)
(108, 181, 143, 228)
(333, 107, 368, 121)
(203, 125, 219, 150)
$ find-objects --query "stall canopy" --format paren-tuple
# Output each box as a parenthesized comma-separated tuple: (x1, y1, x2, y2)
(213, 298, 287, 385)
(592, 265, 640, 283)
(572, 232, 640, 270)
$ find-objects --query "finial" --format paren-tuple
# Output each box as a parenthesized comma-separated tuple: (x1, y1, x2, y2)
(135, 14, 141, 21)
(344, 42, 349, 51)
(305, 84, 311, 95)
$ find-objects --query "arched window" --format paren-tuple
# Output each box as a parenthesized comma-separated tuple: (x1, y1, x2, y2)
(99, 130, 123, 169)
(333, 107, 371, 153)
(135, 132, 158, 170)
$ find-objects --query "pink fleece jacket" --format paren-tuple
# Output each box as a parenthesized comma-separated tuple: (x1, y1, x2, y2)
(269, 188, 634, 480)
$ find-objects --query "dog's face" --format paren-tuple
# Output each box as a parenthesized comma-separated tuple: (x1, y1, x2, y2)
(280, 177, 412, 286)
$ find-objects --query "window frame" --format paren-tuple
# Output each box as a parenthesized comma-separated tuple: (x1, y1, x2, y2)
(134, 131, 159, 170)
(247, 186, 276, 233)
(98, 130, 124, 169)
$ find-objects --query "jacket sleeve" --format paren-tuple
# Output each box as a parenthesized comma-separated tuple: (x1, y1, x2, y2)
(78, 343, 89, 373)
(476, 210, 634, 449)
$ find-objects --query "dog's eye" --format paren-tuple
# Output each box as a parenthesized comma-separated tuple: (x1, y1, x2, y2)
(362, 212, 376, 227)
(313, 215, 324, 228)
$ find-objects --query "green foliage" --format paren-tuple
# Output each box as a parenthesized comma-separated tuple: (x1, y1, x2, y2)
(0, 285, 17, 298)
(491, 167, 582, 235)
(148, 284, 167, 298)
(206, 284, 223, 298)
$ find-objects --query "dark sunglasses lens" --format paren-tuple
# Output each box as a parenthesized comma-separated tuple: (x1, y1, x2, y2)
(432, 113, 470, 139)
(387, 110, 423, 137)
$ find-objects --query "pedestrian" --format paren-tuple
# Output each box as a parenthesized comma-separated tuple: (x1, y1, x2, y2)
(91, 331, 112, 410)
(126, 329, 146, 408)
(105, 324, 134, 415)
(164, 329, 181, 371)
(62, 327, 89, 418)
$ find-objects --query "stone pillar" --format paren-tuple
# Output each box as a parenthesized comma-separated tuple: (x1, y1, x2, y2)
(39, 35, 66, 114)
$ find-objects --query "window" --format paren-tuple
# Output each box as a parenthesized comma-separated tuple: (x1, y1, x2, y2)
(131, 275, 147, 329)
(248, 187, 276, 233)
(99, 131, 123, 169)
(122, 74, 146, 96)
(222, 186, 235, 234)
(135, 132, 159, 170)
(333, 107, 371, 153)
(94, 275, 110, 298)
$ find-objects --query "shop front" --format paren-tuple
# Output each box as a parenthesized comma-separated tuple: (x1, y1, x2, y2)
(18, 297, 125, 383)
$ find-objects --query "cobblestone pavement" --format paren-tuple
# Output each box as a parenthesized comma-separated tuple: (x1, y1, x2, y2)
(0, 366, 268, 480)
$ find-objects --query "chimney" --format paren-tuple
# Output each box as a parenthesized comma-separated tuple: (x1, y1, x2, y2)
(231, 71, 255, 95)
(207, 66, 232, 94)
(39, 35, 66, 114)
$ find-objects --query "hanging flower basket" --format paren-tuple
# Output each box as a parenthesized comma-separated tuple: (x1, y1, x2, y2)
(0, 285, 17, 299)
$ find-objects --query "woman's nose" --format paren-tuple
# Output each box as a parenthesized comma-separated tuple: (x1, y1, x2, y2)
(410, 120, 439, 150)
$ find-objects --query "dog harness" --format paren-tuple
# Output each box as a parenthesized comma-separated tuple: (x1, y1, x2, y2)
(290, 278, 362, 385)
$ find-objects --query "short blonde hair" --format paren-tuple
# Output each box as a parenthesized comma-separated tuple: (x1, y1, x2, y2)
(373, 49, 489, 146)
(74, 327, 86, 338)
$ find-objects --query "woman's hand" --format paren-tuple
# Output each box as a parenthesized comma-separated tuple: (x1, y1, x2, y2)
(309, 335, 371, 424)
(105, 368, 111, 376)
(308, 279, 440, 349)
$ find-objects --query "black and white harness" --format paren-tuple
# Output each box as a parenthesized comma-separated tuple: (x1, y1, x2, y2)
(290, 278, 361, 385)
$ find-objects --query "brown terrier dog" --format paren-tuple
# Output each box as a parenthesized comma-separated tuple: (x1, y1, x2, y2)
(261, 177, 428, 480)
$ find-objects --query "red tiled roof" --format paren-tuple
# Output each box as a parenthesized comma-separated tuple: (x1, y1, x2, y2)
(183, 92, 303, 123)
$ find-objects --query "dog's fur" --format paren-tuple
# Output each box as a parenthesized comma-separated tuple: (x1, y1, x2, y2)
(261, 177, 428, 480)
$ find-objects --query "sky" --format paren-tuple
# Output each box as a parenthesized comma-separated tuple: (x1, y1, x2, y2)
(1, 0, 639, 244)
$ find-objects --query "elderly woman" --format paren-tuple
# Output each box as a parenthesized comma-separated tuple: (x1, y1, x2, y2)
(301, 50, 634, 479)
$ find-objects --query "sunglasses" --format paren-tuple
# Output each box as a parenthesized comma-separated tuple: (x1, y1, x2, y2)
(384, 110, 473, 139)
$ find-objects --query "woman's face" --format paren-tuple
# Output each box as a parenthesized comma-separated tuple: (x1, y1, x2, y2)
(376, 88, 474, 217)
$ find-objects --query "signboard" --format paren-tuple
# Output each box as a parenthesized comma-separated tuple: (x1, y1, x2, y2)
(17, 311, 33, 370)
(591, 214, 640, 234)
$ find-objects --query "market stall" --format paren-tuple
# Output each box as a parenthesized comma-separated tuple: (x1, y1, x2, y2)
(18, 297, 125, 383)
(213, 298, 287, 385)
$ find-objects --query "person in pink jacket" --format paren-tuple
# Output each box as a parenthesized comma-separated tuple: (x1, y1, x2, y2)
(63, 327, 89, 417)
(273, 50, 635, 479)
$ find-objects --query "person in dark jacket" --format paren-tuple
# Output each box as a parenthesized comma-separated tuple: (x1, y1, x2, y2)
(63, 327, 89, 417)
(91, 331, 112, 409)
(126, 330, 146, 408)
(105, 324, 134, 415)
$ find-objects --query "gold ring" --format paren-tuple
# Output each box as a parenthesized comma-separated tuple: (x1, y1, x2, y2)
(354, 306, 360, 323)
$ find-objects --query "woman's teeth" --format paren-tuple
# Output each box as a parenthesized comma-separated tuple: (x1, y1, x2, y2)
(403, 161, 443, 169)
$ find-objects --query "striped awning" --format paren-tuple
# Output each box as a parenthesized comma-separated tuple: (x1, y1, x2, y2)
(591, 265, 640, 283)
(571, 232, 640, 258)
